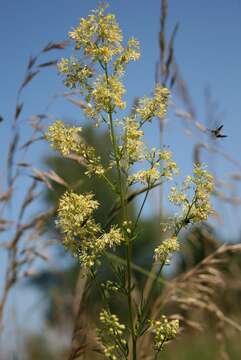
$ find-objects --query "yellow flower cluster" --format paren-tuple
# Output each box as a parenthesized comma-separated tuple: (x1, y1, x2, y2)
(80, 225, 124, 268)
(69, 5, 123, 63)
(56, 4, 140, 126)
(136, 85, 170, 121)
(102, 344, 118, 360)
(100, 309, 126, 336)
(46, 120, 82, 156)
(193, 165, 214, 192)
(57, 191, 100, 251)
(168, 187, 187, 206)
(160, 154, 178, 179)
(128, 165, 160, 186)
(169, 165, 214, 224)
(96, 226, 124, 251)
(154, 86, 170, 118)
(101, 280, 119, 296)
(154, 237, 180, 264)
(128, 149, 178, 186)
(98, 309, 127, 360)
(122, 220, 132, 236)
(114, 38, 140, 75)
(92, 75, 126, 112)
(149, 316, 179, 351)
(57, 191, 124, 268)
(57, 58, 70, 73)
(190, 165, 214, 222)
(122, 117, 144, 164)
(57, 58, 93, 89)
(46, 121, 104, 176)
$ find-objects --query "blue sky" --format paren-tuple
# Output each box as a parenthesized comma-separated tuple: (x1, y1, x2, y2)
(1, 0, 241, 347)
(2, 0, 240, 237)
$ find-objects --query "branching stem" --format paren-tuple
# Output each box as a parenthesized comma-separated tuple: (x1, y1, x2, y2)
(103, 61, 137, 359)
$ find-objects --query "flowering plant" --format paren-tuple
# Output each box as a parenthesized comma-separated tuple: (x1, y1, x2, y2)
(46, 4, 213, 359)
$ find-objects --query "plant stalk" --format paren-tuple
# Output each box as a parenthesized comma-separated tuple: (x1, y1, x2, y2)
(104, 62, 136, 359)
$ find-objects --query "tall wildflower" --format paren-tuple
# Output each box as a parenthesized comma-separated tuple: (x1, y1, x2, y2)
(45, 4, 214, 358)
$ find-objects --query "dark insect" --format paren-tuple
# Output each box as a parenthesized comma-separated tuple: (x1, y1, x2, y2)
(210, 125, 227, 138)
(0, 115, 3, 122)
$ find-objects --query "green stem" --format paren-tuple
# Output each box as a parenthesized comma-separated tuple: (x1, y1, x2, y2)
(106, 252, 167, 286)
(102, 173, 116, 192)
(103, 62, 136, 359)
(133, 187, 150, 231)
(90, 270, 109, 310)
(126, 239, 136, 359)
(143, 199, 197, 321)
(154, 352, 159, 360)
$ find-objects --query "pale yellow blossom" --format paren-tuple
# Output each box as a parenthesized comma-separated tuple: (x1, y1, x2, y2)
(46, 121, 105, 176)
(92, 75, 126, 113)
(114, 37, 140, 74)
(69, 5, 123, 63)
(98, 310, 127, 360)
(57, 191, 124, 268)
(136, 85, 170, 121)
(128, 165, 160, 186)
(46, 120, 82, 156)
(169, 165, 214, 224)
(149, 316, 179, 351)
(57, 58, 93, 88)
(154, 237, 180, 264)
(122, 117, 144, 164)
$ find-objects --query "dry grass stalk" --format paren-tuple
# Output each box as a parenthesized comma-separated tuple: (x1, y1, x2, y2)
(137, 243, 241, 358)
(68, 276, 103, 360)
(0, 40, 68, 330)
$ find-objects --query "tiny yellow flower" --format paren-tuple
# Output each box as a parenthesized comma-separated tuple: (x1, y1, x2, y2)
(154, 237, 180, 264)
(149, 316, 179, 351)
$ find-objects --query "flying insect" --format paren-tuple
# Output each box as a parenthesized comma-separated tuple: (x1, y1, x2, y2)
(210, 125, 227, 138)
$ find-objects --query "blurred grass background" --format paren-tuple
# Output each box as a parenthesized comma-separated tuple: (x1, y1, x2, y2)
(1, 0, 241, 359)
